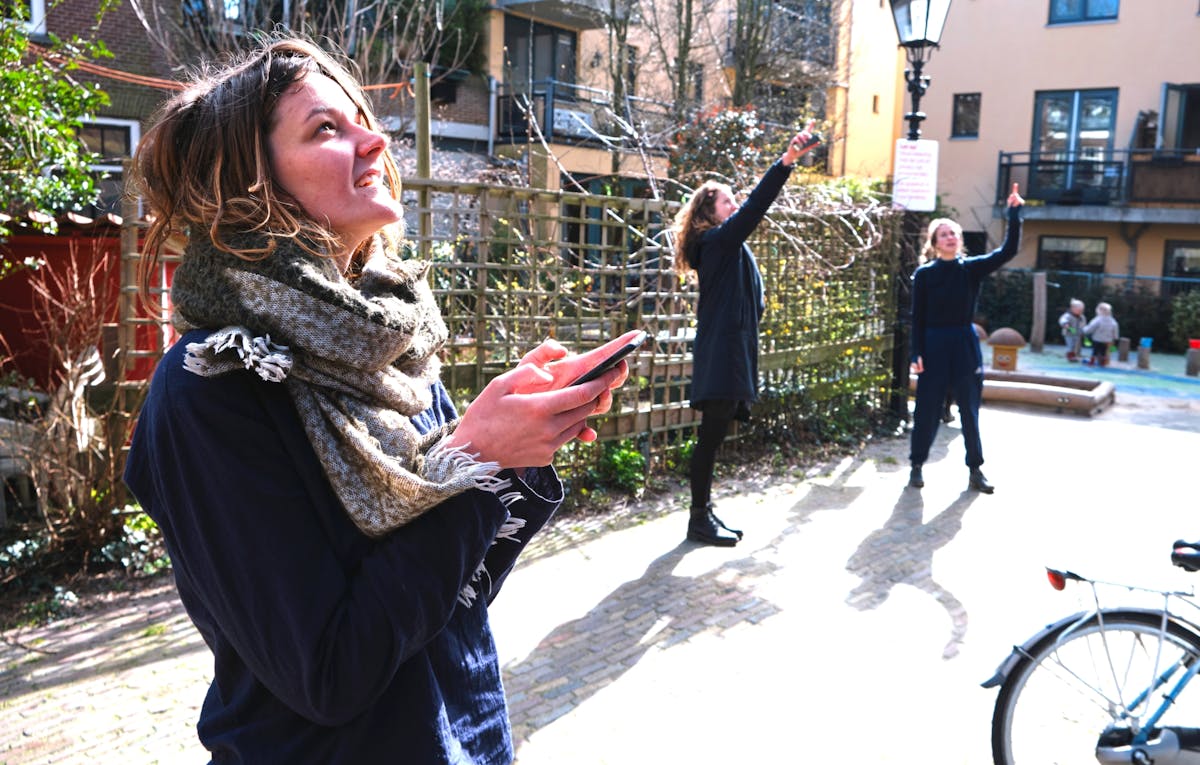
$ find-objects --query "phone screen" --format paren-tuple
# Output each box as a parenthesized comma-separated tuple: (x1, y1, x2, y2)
(569, 330, 648, 386)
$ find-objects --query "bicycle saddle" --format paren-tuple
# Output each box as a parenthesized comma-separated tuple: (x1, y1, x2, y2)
(1172, 540, 1200, 572)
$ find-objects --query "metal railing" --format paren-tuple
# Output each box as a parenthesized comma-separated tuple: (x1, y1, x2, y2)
(997, 149, 1200, 206)
(496, 79, 675, 149)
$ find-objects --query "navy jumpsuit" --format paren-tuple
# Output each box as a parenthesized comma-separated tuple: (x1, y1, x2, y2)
(909, 205, 1022, 469)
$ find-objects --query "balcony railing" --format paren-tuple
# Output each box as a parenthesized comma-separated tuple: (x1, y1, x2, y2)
(496, 79, 674, 150)
(997, 149, 1200, 207)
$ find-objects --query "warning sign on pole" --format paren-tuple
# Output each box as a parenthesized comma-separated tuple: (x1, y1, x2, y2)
(893, 139, 939, 212)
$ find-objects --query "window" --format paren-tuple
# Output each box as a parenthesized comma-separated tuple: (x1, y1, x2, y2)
(1164, 240, 1200, 297)
(503, 18, 577, 90)
(182, 0, 278, 36)
(1031, 89, 1118, 202)
(687, 62, 704, 104)
(429, 79, 458, 105)
(1162, 84, 1200, 151)
(1037, 236, 1107, 272)
(79, 118, 139, 216)
(3, 0, 46, 33)
(1049, 0, 1118, 23)
(952, 93, 981, 138)
(623, 46, 637, 97)
(962, 231, 988, 256)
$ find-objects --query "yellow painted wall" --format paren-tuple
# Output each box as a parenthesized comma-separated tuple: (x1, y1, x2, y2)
(837, 0, 907, 179)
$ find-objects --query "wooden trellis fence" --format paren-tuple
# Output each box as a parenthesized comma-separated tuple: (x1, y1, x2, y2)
(120, 178, 903, 482)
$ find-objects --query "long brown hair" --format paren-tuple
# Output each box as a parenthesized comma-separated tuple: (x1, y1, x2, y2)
(672, 181, 732, 276)
(130, 36, 403, 302)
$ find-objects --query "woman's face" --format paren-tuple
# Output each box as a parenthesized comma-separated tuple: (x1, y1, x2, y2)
(932, 223, 961, 259)
(711, 188, 739, 223)
(267, 72, 402, 269)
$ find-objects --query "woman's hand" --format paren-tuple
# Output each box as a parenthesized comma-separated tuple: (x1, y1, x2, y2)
(445, 332, 638, 469)
(782, 120, 819, 166)
(1007, 182, 1025, 208)
(910, 357, 925, 375)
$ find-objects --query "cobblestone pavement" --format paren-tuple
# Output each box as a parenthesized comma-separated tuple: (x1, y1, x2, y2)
(3, 381, 1200, 764)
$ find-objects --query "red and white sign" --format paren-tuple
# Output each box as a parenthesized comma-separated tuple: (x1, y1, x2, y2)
(893, 139, 939, 212)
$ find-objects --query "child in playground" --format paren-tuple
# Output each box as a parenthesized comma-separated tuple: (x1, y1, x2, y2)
(1083, 302, 1120, 366)
(1058, 298, 1086, 361)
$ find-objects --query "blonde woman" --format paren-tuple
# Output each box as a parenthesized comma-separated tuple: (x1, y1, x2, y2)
(908, 183, 1024, 494)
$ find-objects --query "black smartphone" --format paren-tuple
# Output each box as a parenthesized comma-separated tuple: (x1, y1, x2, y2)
(797, 132, 822, 150)
(569, 330, 648, 386)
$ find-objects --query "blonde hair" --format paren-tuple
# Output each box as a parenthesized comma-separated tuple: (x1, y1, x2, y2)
(1096, 302, 1113, 316)
(132, 35, 403, 302)
(921, 217, 964, 263)
(672, 181, 732, 275)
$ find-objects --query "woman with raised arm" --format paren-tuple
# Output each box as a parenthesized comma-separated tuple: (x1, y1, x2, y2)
(124, 36, 631, 764)
(908, 183, 1025, 494)
(671, 122, 820, 547)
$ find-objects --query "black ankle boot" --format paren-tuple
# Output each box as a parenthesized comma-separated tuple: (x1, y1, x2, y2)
(969, 468, 994, 494)
(908, 465, 924, 488)
(687, 506, 739, 546)
(706, 503, 743, 540)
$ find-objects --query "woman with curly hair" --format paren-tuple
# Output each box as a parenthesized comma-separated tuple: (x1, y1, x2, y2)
(671, 122, 819, 547)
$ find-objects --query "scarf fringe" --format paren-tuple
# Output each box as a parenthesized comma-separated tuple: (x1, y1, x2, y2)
(184, 326, 293, 383)
(456, 496, 533, 607)
(423, 439, 507, 495)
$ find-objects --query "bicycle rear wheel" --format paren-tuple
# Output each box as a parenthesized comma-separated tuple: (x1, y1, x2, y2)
(992, 610, 1200, 765)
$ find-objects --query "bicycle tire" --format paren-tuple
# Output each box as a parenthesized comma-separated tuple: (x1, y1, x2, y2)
(992, 610, 1200, 765)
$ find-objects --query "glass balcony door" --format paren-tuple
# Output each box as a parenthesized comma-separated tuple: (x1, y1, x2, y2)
(1031, 89, 1118, 202)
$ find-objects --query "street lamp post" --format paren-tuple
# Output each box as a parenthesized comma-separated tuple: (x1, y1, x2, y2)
(887, 0, 952, 424)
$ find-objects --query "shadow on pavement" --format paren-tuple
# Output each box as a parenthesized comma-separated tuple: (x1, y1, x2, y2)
(504, 541, 782, 748)
(845, 489, 980, 659)
(0, 583, 206, 697)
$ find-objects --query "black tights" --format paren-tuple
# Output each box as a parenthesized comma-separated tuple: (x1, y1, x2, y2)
(690, 400, 738, 510)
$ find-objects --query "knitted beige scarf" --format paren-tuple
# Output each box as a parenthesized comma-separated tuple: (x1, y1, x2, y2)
(170, 232, 505, 537)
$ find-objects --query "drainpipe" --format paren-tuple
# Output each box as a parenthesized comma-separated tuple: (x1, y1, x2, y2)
(1119, 221, 1150, 291)
(488, 75, 497, 158)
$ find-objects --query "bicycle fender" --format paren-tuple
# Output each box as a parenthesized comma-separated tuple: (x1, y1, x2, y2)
(981, 610, 1089, 689)
(980, 608, 1200, 689)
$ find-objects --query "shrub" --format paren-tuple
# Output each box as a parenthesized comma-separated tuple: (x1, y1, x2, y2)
(1169, 290, 1200, 351)
(598, 439, 647, 495)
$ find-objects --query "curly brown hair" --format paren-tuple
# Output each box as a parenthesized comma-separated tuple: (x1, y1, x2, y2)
(671, 181, 732, 276)
(131, 35, 403, 302)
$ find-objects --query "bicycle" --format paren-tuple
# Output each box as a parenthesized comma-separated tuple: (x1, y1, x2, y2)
(983, 541, 1200, 765)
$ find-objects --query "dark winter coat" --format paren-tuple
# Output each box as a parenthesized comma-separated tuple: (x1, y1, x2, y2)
(124, 330, 562, 764)
(688, 160, 794, 409)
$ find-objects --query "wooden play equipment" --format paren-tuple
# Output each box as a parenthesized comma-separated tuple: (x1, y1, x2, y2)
(910, 369, 1116, 417)
(981, 370, 1115, 416)
(987, 327, 1026, 371)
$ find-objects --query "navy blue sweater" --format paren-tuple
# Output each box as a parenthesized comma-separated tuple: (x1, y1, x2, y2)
(910, 205, 1023, 363)
(124, 330, 562, 764)
(688, 160, 793, 406)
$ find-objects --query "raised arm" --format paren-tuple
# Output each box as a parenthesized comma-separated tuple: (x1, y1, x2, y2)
(710, 121, 820, 247)
(966, 183, 1025, 277)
